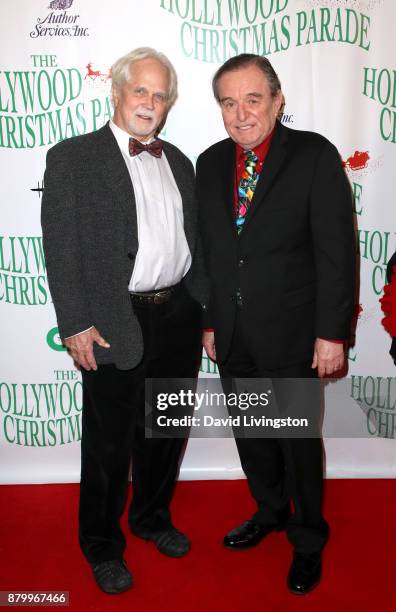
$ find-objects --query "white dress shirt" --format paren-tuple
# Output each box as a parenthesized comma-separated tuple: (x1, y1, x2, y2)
(109, 120, 191, 292)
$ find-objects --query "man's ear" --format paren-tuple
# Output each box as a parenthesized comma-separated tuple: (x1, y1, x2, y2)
(111, 85, 119, 108)
(278, 93, 286, 118)
(274, 89, 284, 117)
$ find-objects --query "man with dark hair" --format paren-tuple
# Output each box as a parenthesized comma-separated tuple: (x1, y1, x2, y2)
(42, 47, 204, 594)
(212, 54, 282, 100)
(197, 53, 355, 594)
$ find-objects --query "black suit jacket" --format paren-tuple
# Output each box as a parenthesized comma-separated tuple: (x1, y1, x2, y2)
(41, 122, 206, 370)
(197, 121, 356, 369)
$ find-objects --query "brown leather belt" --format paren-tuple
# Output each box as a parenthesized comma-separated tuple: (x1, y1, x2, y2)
(130, 283, 180, 305)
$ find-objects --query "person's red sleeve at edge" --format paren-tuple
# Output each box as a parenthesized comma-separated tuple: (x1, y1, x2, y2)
(380, 264, 396, 336)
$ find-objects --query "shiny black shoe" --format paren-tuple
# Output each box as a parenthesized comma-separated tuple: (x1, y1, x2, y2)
(287, 552, 322, 595)
(91, 560, 133, 594)
(223, 520, 281, 550)
(132, 525, 190, 558)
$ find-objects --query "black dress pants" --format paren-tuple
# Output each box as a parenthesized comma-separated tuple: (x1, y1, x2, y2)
(218, 311, 329, 554)
(79, 285, 202, 564)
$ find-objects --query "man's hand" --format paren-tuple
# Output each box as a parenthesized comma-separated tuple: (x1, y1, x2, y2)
(202, 330, 216, 361)
(312, 338, 345, 377)
(64, 327, 110, 371)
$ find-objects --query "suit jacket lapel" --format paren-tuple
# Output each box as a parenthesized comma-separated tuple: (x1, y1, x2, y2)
(241, 121, 289, 233)
(215, 139, 237, 235)
(95, 122, 138, 245)
(162, 140, 195, 250)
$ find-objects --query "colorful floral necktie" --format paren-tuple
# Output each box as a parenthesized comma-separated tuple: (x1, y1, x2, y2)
(236, 150, 259, 234)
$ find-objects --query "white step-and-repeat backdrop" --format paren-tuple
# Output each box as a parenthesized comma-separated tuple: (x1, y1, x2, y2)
(1, 0, 395, 484)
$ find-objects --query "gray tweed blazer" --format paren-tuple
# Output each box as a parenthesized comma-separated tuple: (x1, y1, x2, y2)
(41, 122, 207, 369)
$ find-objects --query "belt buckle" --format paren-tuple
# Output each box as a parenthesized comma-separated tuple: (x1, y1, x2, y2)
(153, 290, 169, 304)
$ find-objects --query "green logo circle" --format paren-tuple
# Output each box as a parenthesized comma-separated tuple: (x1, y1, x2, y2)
(47, 327, 67, 351)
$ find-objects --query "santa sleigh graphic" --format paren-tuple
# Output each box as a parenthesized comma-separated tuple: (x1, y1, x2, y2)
(85, 63, 111, 83)
(343, 151, 370, 172)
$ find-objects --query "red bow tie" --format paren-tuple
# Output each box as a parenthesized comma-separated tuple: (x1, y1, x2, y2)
(129, 138, 163, 158)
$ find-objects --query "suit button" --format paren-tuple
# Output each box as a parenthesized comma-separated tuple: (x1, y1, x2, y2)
(127, 252, 135, 260)
(236, 290, 243, 308)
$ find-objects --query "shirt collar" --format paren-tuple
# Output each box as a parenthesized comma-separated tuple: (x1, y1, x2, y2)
(109, 119, 155, 157)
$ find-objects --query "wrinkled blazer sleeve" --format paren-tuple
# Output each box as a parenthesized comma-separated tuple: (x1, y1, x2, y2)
(309, 141, 356, 340)
(41, 145, 93, 339)
(195, 154, 214, 328)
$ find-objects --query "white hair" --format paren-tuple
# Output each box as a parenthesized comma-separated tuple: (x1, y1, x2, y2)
(111, 47, 178, 108)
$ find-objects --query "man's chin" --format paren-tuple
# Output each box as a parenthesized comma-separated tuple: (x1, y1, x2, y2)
(231, 132, 260, 149)
(130, 128, 156, 140)
(129, 120, 158, 139)
(234, 139, 259, 149)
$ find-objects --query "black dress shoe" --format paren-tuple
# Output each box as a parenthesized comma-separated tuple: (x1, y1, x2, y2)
(91, 560, 133, 594)
(287, 552, 322, 595)
(223, 520, 281, 549)
(132, 525, 190, 558)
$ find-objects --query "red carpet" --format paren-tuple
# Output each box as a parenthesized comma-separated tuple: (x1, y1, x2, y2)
(1, 480, 395, 611)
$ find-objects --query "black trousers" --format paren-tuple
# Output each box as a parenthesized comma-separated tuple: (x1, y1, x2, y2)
(218, 311, 329, 554)
(79, 285, 202, 564)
